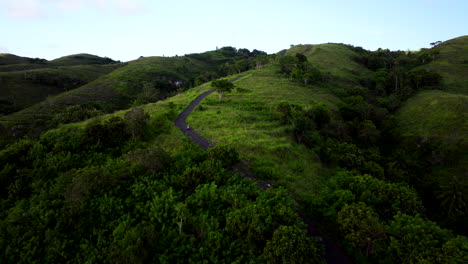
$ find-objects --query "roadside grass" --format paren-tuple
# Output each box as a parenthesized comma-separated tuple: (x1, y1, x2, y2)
(396, 90, 468, 142)
(186, 66, 339, 200)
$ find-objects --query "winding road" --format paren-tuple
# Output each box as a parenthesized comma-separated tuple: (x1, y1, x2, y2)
(174, 76, 352, 264)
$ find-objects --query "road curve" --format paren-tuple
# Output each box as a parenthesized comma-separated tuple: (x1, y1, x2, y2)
(174, 76, 352, 264)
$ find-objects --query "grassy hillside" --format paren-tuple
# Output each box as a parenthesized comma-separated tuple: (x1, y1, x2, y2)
(424, 35, 468, 94)
(284, 43, 371, 80)
(0, 64, 122, 114)
(396, 90, 468, 142)
(187, 66, 339, 200)
(50, 53, 117, 66)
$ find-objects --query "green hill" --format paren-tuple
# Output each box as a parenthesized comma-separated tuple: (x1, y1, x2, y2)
(0, 53, 31, 65)
(0, 64, 122, 115)
(284, 43, 371, 80)
(50, 53, 117, 66)
(423, 35, 468, 94)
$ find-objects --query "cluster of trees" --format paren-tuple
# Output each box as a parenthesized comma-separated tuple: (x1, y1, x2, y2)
(184, 47, 270, 88)
(0, 108, 324, 263)
(210, 47, 270, 77)
(351, 47, 442, 107)
(311, 171, 467, 263)
(279, 53, 324, 85)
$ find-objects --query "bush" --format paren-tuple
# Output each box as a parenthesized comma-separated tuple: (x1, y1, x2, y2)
(124, 107, 149, 139)
(207, 145, 239, 168)
(84, 117, 130, 149)
(262, 225, 324, 264)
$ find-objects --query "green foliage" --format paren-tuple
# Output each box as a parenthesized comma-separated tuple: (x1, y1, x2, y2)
(207, 145, 240, 168)
(337, 202, 386, 257)
(124, 107, 150, 139)
(0, 110, 322, 263)
(262, 225, 324, 264)
(310, 170, 467, 262)
(211, 79, 235, 101)
(279, 55, 300, 74)
(84, 116, 130, 149)
(312, 103, 331, 129)
(51, 104, 103, 125)
(386, 213, 460, 264)
(275, 101, 303, 126)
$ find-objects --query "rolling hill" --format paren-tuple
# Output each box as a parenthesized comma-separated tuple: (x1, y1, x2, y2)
(422, 35, 468, 95)
(0, 64, 122, 114)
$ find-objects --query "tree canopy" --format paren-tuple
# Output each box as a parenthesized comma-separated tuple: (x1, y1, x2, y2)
(211, 79, 235, 101)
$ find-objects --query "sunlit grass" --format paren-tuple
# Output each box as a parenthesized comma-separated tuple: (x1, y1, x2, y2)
(186, 66, 339, 200)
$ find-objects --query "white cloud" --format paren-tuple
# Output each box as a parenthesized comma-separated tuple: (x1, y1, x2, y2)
(6, 0, 42, 19)
(115, 0, 146, 15)
(88, 0, 147, 14)
(1, 0, 148, 18)
(56, 0, 85, 10)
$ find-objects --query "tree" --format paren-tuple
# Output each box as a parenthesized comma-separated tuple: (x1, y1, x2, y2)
(430, 41, 442, 47)
(279, 55, 299, 75)
(312, 103, 331, 129)
(211, 79, 234, 101)
(262, 225, 324, 264)
(337, 202, 386, 257)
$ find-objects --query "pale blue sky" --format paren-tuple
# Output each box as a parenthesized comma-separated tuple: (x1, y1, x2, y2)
(0, 0, 467, 62)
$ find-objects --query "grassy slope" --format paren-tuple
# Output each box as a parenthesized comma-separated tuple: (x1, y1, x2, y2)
(187, 66, 339, 200)
(0, 64, 122, 113)
(397, 36, 468, 142)
(285, 43, 371, 80)
(424, 35, 468, 95)
(49, 53, 116, 66)
(396, 90, 468, 143)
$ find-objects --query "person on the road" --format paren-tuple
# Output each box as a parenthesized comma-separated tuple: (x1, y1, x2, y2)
(186, 124, 190, 130)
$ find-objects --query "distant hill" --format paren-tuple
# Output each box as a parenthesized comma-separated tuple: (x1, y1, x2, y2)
(50, 53, 118, 66)
(0, 53, 123, 115)
(0, 53, 32, 65)
(284, 43, 371, 80)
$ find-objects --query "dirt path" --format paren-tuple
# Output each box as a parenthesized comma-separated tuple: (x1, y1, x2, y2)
(174, 76, 352, 264)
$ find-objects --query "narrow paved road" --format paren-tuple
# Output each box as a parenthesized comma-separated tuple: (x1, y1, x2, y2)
(174, 76, 352, 264)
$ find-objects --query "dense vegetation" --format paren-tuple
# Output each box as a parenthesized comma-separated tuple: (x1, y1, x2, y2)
(272, 40, 467, 261)
(0, 36, 467, 263)
(0, 107, 323, 263)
